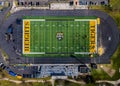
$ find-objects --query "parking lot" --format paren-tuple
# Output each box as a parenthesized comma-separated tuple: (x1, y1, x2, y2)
(18, 0, 50, 6)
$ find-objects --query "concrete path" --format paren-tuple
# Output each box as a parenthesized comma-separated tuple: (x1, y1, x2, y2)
(0, 77, 120, 86)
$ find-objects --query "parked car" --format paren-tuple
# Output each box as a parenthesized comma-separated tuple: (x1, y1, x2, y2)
(0, 63, 6, 70)
(9, 71, 17, 77)
(16, 18, 22, 25)
(5, 67, 11, 71)
(0, 63, 4, 67)
(90, 63, 97, 69)
(0, 63, 3, 66)
(2, 65, 6, 69)
(0, 9, 3, 12)
(0, 63, 4, 68)
(16, 74, 22, 79)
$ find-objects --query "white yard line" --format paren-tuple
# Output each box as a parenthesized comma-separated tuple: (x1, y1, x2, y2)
(95, 20, 98, 53)
(29, 52, 45, 54)
(74, 52, 91, 54)
(23, 19, 45, 21)
(22, 20, 24, 54)
(74, 19, 96, 21)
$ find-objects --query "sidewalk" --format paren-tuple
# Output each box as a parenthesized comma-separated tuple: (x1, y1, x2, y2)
(0, 77, 120, 86)
(10, 6, 49, 13)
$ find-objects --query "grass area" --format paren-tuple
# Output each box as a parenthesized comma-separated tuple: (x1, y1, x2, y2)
(4, 1, 9, 8)
(19, 81, 51, 86)
(0, 69, 6, 79)
(90, 40, 120, 81)
(0, 6, 3, 10)
(0, 80, 16, 86)
(6, 12, 11, 19)
(85, 83, 97, 86)
(110, 0, 120, 11)
(110, 44, 120, 80)
(0, 80, 51, 86)
(89, 5, 105, 10)
(0, 70, 51, 86)
(0, 46, 9, 62)
(14, 0, 18, 7)
(109, 11, 120, 29)
(55, 79, 82, 86)
(91, 68, 111, 80)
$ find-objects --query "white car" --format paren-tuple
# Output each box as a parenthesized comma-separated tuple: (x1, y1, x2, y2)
(108, 36, 111, 41)
(0, 63, 4, 68)
(0, 63, 3, 66)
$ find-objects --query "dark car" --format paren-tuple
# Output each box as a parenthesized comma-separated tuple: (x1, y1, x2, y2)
(2, 66, 6, 70)
(7, 24, 13, 34)
(9, 71, 17, 77)
(0, 63, 6, 70)
(85, 75, 94, 83)
(8, 24, 13, 28)
(16, 18, 22, 25)
(0, 9, 3, 12)
(5, 67, 11, 71)
(90, 63, 97, 69)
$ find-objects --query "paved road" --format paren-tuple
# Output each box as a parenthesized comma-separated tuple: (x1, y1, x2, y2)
(0, 10, 119, 75)
(0, 0, 12, 26)
(0, 0, 12, 65)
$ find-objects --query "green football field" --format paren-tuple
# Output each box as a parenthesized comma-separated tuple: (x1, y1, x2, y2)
(23, 16, 97, 57)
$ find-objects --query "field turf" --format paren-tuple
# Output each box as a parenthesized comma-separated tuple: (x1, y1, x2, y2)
(23, 16, 97, 57)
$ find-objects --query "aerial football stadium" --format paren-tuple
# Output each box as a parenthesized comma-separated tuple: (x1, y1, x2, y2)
(0, 9, 119, 65)
(22, 16, 100, 58)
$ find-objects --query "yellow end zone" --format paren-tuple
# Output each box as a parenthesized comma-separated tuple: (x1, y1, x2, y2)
(89, 20, 96, 54)
(23, 20, 30, 53)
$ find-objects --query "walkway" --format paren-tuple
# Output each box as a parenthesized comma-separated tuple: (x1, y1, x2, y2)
(0, 77, 120, 86)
